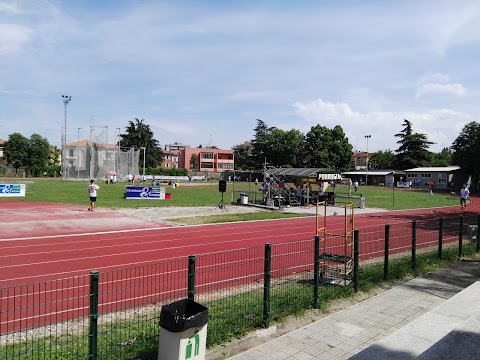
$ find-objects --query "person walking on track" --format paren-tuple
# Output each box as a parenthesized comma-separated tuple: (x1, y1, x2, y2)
(88, 179, 100, 212)
(460, 183, 470, 210)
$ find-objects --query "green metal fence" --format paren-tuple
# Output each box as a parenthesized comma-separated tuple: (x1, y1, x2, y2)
(1, 214, 479, 359)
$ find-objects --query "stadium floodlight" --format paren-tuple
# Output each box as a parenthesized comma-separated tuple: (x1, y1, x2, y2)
(62, 95, 72, 180)
(364, 135, 371, 186)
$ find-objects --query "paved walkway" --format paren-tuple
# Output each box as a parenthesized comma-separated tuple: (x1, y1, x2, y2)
(223, 257, 480, 360)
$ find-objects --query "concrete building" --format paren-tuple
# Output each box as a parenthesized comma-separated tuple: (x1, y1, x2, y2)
(352, 151, 369, 170)
(404, 166, 462, 190)
(179, 147, 234, 172)
(162, 142, 189, 169)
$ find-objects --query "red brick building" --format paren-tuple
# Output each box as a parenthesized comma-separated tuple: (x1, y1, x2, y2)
(179, 147, 234, 172)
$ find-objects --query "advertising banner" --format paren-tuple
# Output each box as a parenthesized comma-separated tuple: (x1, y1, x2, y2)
(0, 184, 26, 197)
(126, 186, 166, 200)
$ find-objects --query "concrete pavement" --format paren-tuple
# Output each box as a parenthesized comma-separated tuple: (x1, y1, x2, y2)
(220, 257, 480, 360)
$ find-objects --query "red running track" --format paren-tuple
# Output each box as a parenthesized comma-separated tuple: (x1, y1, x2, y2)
(0, 199, 478, 332)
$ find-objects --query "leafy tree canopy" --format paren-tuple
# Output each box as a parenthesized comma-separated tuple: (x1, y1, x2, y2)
(451, 121, 480, 191)
(394, 119, 434, 169)
(369, 150, 396, 169)
(119, 118, 163, 168)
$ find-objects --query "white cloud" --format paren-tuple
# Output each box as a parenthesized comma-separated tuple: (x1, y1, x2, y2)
(0, 23, 31, 55)
(415, 83, 467, 99)
(292, 99, 475, 153)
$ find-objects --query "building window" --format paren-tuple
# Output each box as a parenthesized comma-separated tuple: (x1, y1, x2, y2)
(439, 178, 447, 184)
(200, 162, 214, 168)
(228, 155, 232, 159)
(218, 163, 233, 169)
(201, 153, 214, 159)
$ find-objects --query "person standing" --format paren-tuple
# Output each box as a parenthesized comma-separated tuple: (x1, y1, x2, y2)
(354, 180, 359, 192)
(88, 179, 100, 212)
(460, 184, 470, 210)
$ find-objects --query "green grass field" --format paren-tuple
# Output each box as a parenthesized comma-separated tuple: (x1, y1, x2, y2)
(0, 178, 459, 211)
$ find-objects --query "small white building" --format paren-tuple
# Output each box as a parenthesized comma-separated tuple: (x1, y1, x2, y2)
(404, 166, 461, 190)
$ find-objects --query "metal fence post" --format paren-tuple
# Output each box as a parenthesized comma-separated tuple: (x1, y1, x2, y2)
(88, 271, 99, 360)
(313, 235, 320, 309)
(459, 215, 464, 258)
(438, 218, 443, 260)
(412, 220, 417, 271)
(188, 256, 196, 301)
(263, 243, 272, 328)
(384, 224, 390, 281)
(353, 230, 359, 293)
(477, 215, 480, 253)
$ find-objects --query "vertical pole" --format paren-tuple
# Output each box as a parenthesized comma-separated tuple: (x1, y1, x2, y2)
(188, 256, 196, 301)
(412, 220, 417, 271)
(313, 235, 320, 309)
(459, 215, 464, 258)
(88, 271, 99, 360)
(438, 218, 443, 260)
(476, 214, 480, 252)
(77, 128, 81, 181)
(263, 244, 271, 328)
(353, 230, 359, 293)
(384, 224, 390, 281)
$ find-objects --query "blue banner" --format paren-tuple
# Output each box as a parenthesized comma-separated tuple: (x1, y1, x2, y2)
(0, 184, 25, 197)
(125, 186, 165, 199)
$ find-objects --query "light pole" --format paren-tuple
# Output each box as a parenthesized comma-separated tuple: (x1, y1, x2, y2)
(62, 95, 72, 180)
(364, 135, 371, 186)
(77, 127, 82, 180)
(140, 147, 146, 178)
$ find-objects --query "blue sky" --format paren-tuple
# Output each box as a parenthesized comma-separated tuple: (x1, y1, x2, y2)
(1, 0, 479, 153)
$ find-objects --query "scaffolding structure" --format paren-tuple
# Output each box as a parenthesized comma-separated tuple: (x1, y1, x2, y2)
(62, 127, 140, 181)
(315, 201, 355, 285)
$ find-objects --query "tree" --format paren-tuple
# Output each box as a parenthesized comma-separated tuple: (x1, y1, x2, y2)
(394, 119, 434, 169)
(269, 128, 305, 168)
(451, 121, 480, 191)
(190, 154, 199, 170)
(28, 134, 50, 177)
(429, 148, 452, 167)
(232, 143, 252, 170)
(368, 150, 396, 169)
(4, 133, 29, 170)
(250, 119, 276, 169)
(303, 125, 353, 171)
(119, 118, 163, 168)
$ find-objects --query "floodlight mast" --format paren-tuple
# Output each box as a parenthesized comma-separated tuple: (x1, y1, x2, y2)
(62, 95, 72, 180)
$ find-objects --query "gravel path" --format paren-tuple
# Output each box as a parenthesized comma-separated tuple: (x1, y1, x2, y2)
(114, 205, 271, 223)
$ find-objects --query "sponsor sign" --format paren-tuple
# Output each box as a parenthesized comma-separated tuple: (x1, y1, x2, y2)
(126, 186, 166, 200)
(0, 184, 26, 197)
(396, 181, 411, 188)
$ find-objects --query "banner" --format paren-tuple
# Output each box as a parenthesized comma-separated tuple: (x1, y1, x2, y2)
(126, 186, 166, 200)
(0, 184, 26, 197)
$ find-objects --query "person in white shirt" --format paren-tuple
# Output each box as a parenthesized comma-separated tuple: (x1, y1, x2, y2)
(88, 179, 100, 212)
(460, 184, 470, 210)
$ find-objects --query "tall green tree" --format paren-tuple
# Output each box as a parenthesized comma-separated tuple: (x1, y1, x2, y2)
(189, 154, 199, 169)
(269, 128, 305, 168)
(451, 121, 480, 191)
(119, 118, 163, 168)
(394, 119, 434, 169)
(303, 124, 353, 171)
(368, 150, 396, 169)
(250, 119, 276, 169)
(429, 148, 452, 167)
(232, 143, 252, 170)
(4, 133, 30, 170)
(28, 134, 50, 177)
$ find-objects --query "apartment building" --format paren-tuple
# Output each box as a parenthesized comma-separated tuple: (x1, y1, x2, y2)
(179, 147, 234, 172)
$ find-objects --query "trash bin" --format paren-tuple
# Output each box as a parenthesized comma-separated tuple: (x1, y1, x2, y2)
(158, 299, 208, 360)
(468, 225, 478, 244)
(240, 192, 248, 205)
